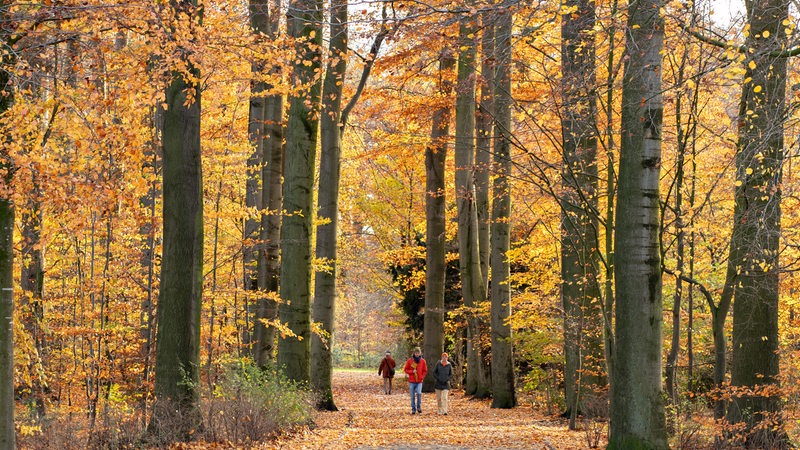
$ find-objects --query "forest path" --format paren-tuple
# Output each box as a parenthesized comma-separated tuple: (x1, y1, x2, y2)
(270, 369, 592, 449)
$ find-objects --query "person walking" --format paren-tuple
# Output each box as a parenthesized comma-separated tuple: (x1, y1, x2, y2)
(378, 350, 396, 394)
(404, 347, 427, 414)
(433, 352, 453, 415)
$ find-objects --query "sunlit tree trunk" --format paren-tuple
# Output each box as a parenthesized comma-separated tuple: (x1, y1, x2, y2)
(608, 1, 667, 448)
(455, 14, 489, 399)
(490, 6, 515, 409)
(560, 0, 604, 427)
(600, 0, 619, 402)
(311, 0, 347, 410)
(278, 0, 323, 383)
(313, 6, 390, 400)
(423, 49, 455, 393)
(726, 1, 788, 445)
(150, 0, 203, 440)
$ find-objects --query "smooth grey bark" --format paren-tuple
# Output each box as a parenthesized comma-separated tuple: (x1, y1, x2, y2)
(0, 14, 16, 447)
(244, 0, 268, 352)
(490, 7, 516, 409)
(423, 49, 456, 393)
(278, 0, 323, 384)
(455, 15, 490, 399)
(0, 186, 13, 450)
(150, 0, 203, 440)
(311, 0, 347, 411)
(608, 1, 667, 448)
(600, 0, 619, 407)
(726, 0, 788, 445)
(476, 13, 493, 290)
(313, 0, 390, 402)
(253, 0, 283, 369)
(559, 0, 604, 426)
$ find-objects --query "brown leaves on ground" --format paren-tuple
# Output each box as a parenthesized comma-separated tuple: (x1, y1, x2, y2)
(266, 370, 592, 449)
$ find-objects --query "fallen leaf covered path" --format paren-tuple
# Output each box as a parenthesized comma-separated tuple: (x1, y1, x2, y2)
(268, 370, 591, 449)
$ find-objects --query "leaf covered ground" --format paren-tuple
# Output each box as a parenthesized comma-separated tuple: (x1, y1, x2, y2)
(265, 370, 594, 449)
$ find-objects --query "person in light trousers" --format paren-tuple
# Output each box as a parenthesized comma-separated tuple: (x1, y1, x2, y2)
(433, 352, 452, 415)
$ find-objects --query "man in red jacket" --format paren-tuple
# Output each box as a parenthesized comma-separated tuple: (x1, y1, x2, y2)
(404, 347, 427, 414)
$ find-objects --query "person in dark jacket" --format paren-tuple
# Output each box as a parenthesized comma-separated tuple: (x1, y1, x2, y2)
(432, 352, 452, 415)
(378, 350, 396, 394)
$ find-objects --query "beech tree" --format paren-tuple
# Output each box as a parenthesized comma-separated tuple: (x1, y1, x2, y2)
(253, 0, 284, 368)
(312, 0, 391, 406)
(726, 0, 789, 445)
(608, 0, 667, 447)
(0, 8, 15, 443)
(476, 12, 493, 293)
(311, 0, 347, 410)
(489, 4, 515, 410)
(150, 0, 204, 440)
(278, 0, 323, 383)
(559, 0, 604, 426)
(455, 12, 490, 399)
(423, 47, 456, 393)
(244, 0, 266, 346)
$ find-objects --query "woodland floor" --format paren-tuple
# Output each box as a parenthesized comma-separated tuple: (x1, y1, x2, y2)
(263, 370, 595, 450)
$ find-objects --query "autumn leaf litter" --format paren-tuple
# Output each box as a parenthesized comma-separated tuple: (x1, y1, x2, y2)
(264, 370, 591, 449)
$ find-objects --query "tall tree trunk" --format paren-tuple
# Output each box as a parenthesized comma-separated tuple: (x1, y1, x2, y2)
(139, 122, 159, 427)
(601, 0, 619, 404)
(423, 49, 456, 393)
(150, 0, 203, 440)
(476, 13, 493, 291)
(608, 1, 667, 448)
(475, 12, 494, 390)
(21, 109, 55, 420)
(244, 0, 268, 354)
(686, 125, 697, 391)
(313, 7, 391, 400)
(278, 0, 323, 383)
(490, 6, 515, 409)
(138, 44, 162, 428)
(253, 0, 284, 369)
(0, 11, 16, 447)
(0, 187, 13, 450)
(311, 0, 347, 410)
(726, 0, 788, 446)
(560, 0, 604, 427)
(664, 9, 701, 408)
(455, 14, 489, 399)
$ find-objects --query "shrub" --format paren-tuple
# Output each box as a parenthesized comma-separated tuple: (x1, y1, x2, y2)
(201, 361, 314, 445)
